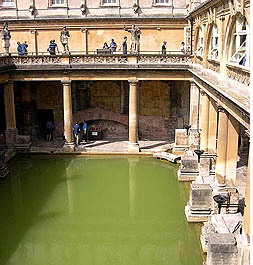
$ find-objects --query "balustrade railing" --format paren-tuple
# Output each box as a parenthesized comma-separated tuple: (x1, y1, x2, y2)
(0, 53, 192, 67)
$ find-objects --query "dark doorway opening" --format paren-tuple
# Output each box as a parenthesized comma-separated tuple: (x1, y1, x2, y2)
(37, 109, 54, 139)
(0, 86, 6, 135)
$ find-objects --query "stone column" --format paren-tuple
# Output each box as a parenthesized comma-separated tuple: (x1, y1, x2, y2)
(189, 81, 199, 129)
(215, 107, 228, 186)
(62, 80, 75, 152)
(225, 114, 239, 185)
(4, 81, 17, 148)
(208, 99, 217, 153)
(200, 90, 210, 152)
(243, 147, 250, 242)
(128, 80, 139, 153)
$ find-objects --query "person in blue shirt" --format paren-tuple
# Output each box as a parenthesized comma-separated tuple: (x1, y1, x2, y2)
(73, 122, 80, 146)
(46, 121, 54, 141)
(48, 40, 59, 55)
(110, 39, 117, 54)
(17, 42, 25, 55)
(83, 120, 88, 142)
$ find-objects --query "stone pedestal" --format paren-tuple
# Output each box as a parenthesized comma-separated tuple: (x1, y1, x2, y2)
(201, 213, 242, 253)
(0, 151, 9, 178)
(206, 233, 238, 265)
(199, 157, 211, 177)
(14, 135, 31, 152)
(178, 155, 199, 181)
(63, 142, 75, 152)
(5, 129, 17, 149)
(173, 129, 189, 154)
(188, 128, 200, 151)
(185, 183, 212, 222)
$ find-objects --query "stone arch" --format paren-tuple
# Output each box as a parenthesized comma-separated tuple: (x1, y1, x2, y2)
(139, 80, 170, 118)
(90, 81, 121, 113)
(193, 25, 201, 55)
(205, 22, 219, 60)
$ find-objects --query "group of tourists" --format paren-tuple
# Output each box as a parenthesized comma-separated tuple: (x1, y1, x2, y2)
(103, 36, 128, 54)
(162, 41, 186, 54)
(73, 120, 88, 146)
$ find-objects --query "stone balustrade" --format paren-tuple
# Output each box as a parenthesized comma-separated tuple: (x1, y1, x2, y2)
(0, 54, 193, 69)
(226, 64, 250, 87)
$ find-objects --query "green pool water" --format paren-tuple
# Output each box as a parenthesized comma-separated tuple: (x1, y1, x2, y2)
(0, 155, 203, 265)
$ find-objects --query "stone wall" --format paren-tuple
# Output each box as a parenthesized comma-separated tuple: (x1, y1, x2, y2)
(139, 81, 170, 118)
(36, 81, 63, 135)
(90, 81, 121, 113)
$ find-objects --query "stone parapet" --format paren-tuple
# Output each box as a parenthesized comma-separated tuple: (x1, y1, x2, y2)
(14, 135, 32, 152)
(5, 128, 17, 149)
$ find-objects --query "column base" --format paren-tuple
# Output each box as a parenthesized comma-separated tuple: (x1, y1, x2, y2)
(128, 142, 140, 153)
(63, 142, 75, 152)
(5, 129, 18, 149)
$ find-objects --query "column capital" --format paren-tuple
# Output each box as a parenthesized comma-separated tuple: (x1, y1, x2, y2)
(189, 80, 196, 86)
(61, 79, 71, 85)
(200, 89, 207, 96)
(216, 104, 227, 113)
(128, 79, 139, 84)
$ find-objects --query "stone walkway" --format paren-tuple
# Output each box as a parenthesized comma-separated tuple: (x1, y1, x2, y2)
(31, 139, 174, 154)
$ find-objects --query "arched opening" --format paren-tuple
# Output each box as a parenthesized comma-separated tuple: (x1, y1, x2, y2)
(207, 24, 220, 61)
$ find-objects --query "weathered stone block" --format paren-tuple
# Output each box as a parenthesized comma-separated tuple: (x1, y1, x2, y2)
(207, 233, 238, 265)
(188, 129, 200, 151)
(175, 129, 188, 146)
(190, 183, 213, 210)
(14, 135, 31, 151)
(181, 155, 199, 173)
(199, 157, 211, 177)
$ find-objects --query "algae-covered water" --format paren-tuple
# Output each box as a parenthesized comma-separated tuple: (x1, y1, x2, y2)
(0, 156, 203, 265)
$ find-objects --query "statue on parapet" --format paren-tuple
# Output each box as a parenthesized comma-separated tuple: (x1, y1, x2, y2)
(60, 26, 70, 54)
(124, 24, 141, 54)
(1, 22, 11, 55)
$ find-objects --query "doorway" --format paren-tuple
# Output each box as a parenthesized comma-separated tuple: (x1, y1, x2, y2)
(37, 109, 54, 139)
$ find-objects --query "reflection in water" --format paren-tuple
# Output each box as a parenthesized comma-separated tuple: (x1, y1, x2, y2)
(0, 156, 203, 265)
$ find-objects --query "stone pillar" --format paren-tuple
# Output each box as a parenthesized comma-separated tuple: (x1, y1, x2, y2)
(208, 99, 217, 153)
(62, 80, 75, 152)
(215, 107, 228, 186)
(4, 81, 17, 148)
(200, 90, 210, 152)
(243, 147, 250, 243)
(189, 81, 199, 129)
(128, 80, 139, 153)
(225, 115, 239, 185)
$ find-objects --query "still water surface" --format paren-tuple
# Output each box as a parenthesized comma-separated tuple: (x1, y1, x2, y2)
(0, 156, 203, 265)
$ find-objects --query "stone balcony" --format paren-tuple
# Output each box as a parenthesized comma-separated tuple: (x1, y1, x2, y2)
(0, 53, 193, 70)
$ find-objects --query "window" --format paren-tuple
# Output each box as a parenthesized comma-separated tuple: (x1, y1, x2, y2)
(51, 0, 65, 5)
(196, 27, 204, 57)
(156, 0, 169, 3)
(1, 0, 14, 7)
(102, 0, 116, 4)
(229, 17, 249, 67)
(208, 25, 219, 60)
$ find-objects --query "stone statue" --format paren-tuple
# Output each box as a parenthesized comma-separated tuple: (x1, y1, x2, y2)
(60, 26, 70, 54)
(124, 24, 141, 54)
(1, 22, 11, 55)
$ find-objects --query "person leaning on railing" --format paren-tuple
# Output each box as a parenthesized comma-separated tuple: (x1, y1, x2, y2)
(47, 39, 59, 55)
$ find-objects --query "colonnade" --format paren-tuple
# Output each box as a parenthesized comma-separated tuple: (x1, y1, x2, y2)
(189, 81, 242, 186)
(2, 79, 140, 152)
(61, 79, 140, 152)
(189, 80, 250, 240)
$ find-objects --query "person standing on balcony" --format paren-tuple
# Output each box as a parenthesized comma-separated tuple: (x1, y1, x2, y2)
(180, 41, 186, 54)
(48, 40, 59, 55)
(110, 39, 117, 54)
(162, 41, 167, 54)
(103, 42, 109, 49)
(17, 42, 25, 55)
(119, 36, 128, 55)
(23, 41, 28, 55)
